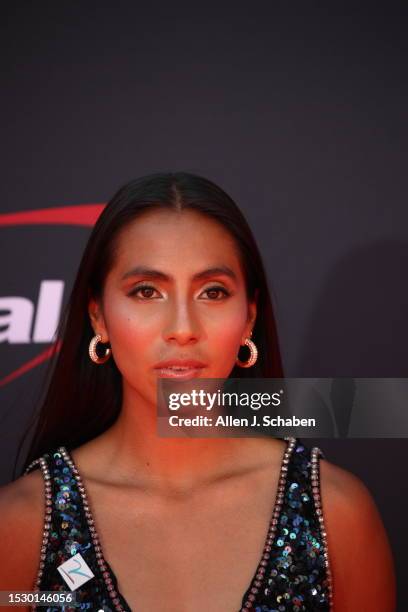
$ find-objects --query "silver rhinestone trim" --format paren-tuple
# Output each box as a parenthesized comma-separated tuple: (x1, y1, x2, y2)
(24, 456, 53, 611)
(311, 446, 334, 610)
(240, 436, 297, 611)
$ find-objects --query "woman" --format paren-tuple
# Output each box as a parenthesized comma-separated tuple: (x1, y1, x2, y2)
(0, 172, 396, 611)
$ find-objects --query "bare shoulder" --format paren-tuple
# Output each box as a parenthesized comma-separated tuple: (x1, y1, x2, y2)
(0, 468, 45, 590)
(318, 454, 396, 612)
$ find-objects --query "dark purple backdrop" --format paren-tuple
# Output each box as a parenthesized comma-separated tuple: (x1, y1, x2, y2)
(1, 3, 407, 609)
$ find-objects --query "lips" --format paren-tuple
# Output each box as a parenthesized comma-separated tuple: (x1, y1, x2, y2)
(154, 359, 207, 379)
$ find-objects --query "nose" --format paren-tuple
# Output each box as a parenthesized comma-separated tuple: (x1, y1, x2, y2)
(162, 298, 201, 345)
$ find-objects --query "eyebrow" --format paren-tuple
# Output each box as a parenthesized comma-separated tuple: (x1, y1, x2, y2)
(121, 265, 238, 282)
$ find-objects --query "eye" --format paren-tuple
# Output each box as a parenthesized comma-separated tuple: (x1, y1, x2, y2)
(128, 284, 161, 299)
(200, 286, 231, 300)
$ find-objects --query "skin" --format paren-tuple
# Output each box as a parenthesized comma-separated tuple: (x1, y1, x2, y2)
(0, 208, 396, 611)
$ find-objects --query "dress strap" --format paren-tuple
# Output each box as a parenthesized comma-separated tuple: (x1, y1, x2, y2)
(252, 439, 333, 610)
(24, 447, 127, 611)
(25, 454, 54, 594)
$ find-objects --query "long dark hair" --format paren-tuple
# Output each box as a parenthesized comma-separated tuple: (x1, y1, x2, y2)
(17, 172, 284, 476)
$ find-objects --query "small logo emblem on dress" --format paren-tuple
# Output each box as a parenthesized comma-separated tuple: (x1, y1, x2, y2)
(57, 552, 95, 590)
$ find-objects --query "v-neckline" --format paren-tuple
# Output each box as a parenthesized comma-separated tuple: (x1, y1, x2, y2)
(59, 437, 297, 612)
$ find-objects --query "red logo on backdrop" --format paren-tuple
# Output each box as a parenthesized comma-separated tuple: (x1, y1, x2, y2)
(0, 205, 105, 388)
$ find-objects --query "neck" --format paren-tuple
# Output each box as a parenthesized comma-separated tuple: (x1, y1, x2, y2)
(83, 383, 285, 496)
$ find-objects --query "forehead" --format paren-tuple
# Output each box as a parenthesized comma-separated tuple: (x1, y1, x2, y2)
(111, 208, 244, 276)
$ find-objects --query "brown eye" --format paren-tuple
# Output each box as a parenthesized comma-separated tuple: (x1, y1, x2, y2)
(129, 285, 160, 299)
(139, 287, 155, 298)
(202, 286, 230, 300)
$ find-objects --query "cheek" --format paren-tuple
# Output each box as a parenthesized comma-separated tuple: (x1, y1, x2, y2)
(209, 312, 244, 347)
(102, 297, 160, 372)
(204, 302, 248, 373)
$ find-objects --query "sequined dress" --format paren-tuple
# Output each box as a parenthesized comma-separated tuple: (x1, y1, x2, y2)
(24, 437, 333, 611)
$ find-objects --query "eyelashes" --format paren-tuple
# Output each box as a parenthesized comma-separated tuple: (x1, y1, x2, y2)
(128, 284, 231, 301)
(201, 286, 231, 300)
(128, 284, 159, 299)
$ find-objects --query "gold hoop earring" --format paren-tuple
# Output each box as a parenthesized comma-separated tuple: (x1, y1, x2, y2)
(236, 336, 258, 368)
(89, 334, 111, 364)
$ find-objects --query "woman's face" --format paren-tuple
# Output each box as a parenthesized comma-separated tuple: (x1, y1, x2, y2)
(89, 208, 257, 404)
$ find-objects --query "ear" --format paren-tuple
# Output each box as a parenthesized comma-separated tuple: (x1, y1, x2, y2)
(88, 296, 109, 342)
(242, 291, 258, 342)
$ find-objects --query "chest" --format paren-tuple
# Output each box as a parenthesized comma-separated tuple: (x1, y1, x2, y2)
(85, 471, 280, 612)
